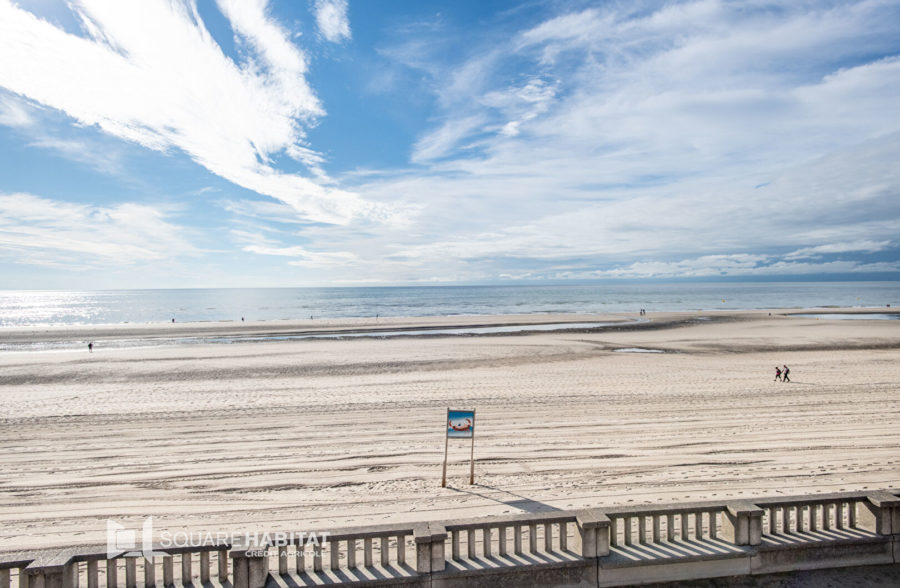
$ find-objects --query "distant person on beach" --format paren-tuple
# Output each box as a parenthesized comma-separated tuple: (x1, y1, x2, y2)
(88, 342, 93, 353)
(774, 366, 782, 381)
(782, 365, 790, 382)
(172, 318, 175, 323)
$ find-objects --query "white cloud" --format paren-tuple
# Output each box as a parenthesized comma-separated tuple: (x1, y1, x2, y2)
(784, 240, 892, 260)
(482, 77, 558, 137)
(584, 254, 770, 279)
(564, 256, 900, 280)
(329, 0, 900, 283)
(27, 137, 123, 174)
(0, 94, 35, 128)
(2, 1, 899, 286)
(0, 0, 371, 224)
(238, 236, 359, 269)
(314, 0, 351, 43)
(0, 192, 197, 268)
(411, 115, 486, 163)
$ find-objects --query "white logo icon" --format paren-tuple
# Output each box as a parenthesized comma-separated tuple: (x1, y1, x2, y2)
(107, 517, 165, 559)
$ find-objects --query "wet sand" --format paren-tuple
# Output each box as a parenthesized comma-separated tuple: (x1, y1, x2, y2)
(0, 309, 898, 552)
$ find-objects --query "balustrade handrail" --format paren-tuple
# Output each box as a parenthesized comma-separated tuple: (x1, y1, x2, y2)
(0, 557, 32, 571)
(604, 502, 729, 518)
(315, 522, 415, 543)
(444, 511, 577, 532)
(752, 490, 872, 508)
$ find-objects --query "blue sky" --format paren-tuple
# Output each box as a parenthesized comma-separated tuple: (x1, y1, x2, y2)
(1, 0, 899, 289)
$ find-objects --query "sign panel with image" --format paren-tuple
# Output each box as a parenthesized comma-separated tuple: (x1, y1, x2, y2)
(447, 410, 475, 438)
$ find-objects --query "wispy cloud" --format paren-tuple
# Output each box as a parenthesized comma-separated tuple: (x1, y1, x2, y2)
(0, 94, 35, 128)
(784, 240, 892, 260)
(26, 137, 124, 175)
(0, 192, 197, 268)
(314, 0, 351, 44)
(0, 0, 370, 224)
(2, 1, 899, 286)
(321, 0, 900, 283)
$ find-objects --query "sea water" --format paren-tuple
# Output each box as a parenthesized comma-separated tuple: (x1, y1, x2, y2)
(1, 282, 898, 328)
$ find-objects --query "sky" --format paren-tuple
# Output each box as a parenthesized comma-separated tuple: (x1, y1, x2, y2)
(1, 0, 899, 289)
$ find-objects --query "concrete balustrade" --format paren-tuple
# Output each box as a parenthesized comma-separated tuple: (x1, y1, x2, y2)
(443, 511, 580, 563)
(754, 492, 877, 537)
(606, 502, 729, 548)
(3, 489, 898, 588)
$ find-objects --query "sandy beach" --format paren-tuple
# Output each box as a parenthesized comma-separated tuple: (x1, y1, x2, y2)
(1, 309, 898, 554)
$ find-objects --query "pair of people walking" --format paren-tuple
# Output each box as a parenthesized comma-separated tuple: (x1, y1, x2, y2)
(774, 364, 790, 382)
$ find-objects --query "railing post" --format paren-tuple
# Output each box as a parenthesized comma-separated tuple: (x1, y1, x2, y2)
(414, 524, 432, 574)
(24, 551, 81, 588)
(217, 549, 228, 583)
(858, 491, 900, 535)
(105, 560, 116, 588)
(722, 502, 763, 546)
(180, 554, 190, 586)
(26, 567, 61, 588)
(229, 544, 268, 588)
(573, 510, 610, 558)
(414, 524, 447, 575)
(143, 557, 154, 588)
(25, 566, 63, 588)
(429, 525, 447, 573)
(162, 556, 173, 588)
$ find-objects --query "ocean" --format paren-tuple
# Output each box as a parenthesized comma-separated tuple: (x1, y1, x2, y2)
(1, 282, 898, 328)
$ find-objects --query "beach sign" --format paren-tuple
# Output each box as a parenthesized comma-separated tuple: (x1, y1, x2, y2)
(447, 409, 475, 438)
(442, 408, 476, 487)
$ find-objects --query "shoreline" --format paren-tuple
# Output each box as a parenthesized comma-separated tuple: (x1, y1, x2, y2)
(1, 307, 897, 349)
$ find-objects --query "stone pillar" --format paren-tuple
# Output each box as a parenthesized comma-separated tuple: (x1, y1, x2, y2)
(413, 525, 432, 574)
(413, 524, 447, 575)
(573, 510, 610, 558)
(429, 525, 447, 573)
(858, 491, 900, 535)
(24, 551, 84, 588)
(722, 503, 764, 546)
(25, 566, 64, 588)
(230, 546, 268, 588)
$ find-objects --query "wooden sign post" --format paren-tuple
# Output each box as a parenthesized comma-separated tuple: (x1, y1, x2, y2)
(442, 408, 476, 487)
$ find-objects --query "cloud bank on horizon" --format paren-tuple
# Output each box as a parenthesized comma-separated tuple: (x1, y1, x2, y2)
(0, 0, 898, 288)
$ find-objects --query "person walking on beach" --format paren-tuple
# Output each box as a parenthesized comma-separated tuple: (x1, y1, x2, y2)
(88, 342, 93, 353)
(774, 366, 782, 381)
(782, 365, 790, 382)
